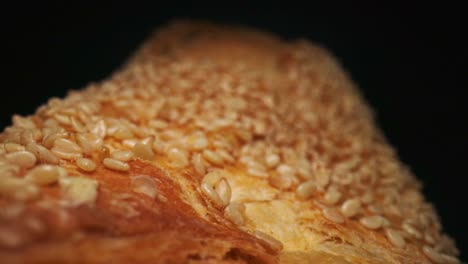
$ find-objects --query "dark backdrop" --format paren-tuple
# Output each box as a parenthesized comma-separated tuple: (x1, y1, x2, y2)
(1, 2, 466, 260)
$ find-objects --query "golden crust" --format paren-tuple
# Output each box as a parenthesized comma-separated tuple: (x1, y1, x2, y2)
(0, 21, 460, 263)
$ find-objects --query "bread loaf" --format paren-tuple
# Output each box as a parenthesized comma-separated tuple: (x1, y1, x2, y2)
(0, 21, 460, 263)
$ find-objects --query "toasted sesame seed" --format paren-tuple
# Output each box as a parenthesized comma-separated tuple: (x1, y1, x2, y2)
(133, 142, 154, 161)
(425, 232, 436, 245)
(359, 215, 385, 229)
(60, 177, 98, 206)
(265, 153, 280, 168)
(202, 149, 224, 166)
(422, 246, 446, 263)
(216, 149, 235, 164)
(167, 147, 188, 167)
(341, 198, 361, 218)
(42, 132, 68, 149)
(25, 164, 62, 185)
(26, 142, 59, 164)
(402, 222, 422, 239)
(224, 202, 245, 226)
(4, 143, 24, 153)
(90, 120, 106, 138)
(103, 158, 130, 172)
(440, 254, 461, 264)
(5, 150, 37, 168)
(192, 153, 206, 175)
(245, 164, 267, 176)
(385, 229, 405, 248)
(131, 175, 157, 198)
(215, 178, 231, 206)
(253, 230, 283, 252)
(76, 133, 103, 155)
(269, 172, 294, 190)
(111, 150, 134, 162)
(360, 191, 374, 204)
(323, 187, 342, 205)
(53, 138, 82, 153)
(54, 114, 71, 125)
(113, 126, 133, 140)
(277, 164, 295, 178)
(76, 158, 97, 172)
(201, 182, 224, 208)
(190, 135, 209, 150)
(70, 117, 86, 133)
(296, 180, 315, 199)
(51, 148, 82, 160)
(0, 177, 40, 201)
(322, 207, 345, 223)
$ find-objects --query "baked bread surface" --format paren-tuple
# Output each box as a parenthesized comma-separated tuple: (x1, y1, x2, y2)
(0, 21, 460, 263)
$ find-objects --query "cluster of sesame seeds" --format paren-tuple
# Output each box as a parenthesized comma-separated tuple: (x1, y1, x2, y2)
(0, 32, 459, 262)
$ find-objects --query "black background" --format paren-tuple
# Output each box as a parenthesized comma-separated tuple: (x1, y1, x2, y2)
(1, 2, 466, 260)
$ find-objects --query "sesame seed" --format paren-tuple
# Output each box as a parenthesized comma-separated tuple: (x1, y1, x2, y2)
(111, 150, 134, 162)
(277, 164, 295, 178)
(359, 215, 385, 229)
(425, 232, 436, 245)
(216, 149, 235, 164)
(201, 182, 224, 208)
(70, 117, 86, 133)
(53, 114, 71, 125)
(190, 135, 209, 150)
(90, 120, 107, 138)
(53, 138, 82, 154)
(26, 142, 59, 164)
(60, 177, 98, 206)
(102, 158, 130, 172)
(296, 180, 315, 199)
(214, 178, 231, 206)
(440, 254, 461, 264)
(246, 166, 269, 178)
(4, 143, 24, 153)
(5, 150, 37, 168)
(192, 153, 206, 175)
(265, 153, 280, 168)
(224, 202, 245, 226)
(51, 148, 82, 160)
(0, 177, 40, 201)
(253, 230, 283, 252)
(25, 164, 63, 185)
(269, 173, 294, 190)
(340, 198, 361, 218)
(385, 229, 405, 248)
(133, 142, 154, 161)
(322, 207, 345, 224)
(131, 175, 157, 198)
(202, 149, 224, 166)
(360, 191, 374, 204)
(167, 147, 188, 167)
(422, 246, 446, 263)
(42, 132, 68, 149)
(402, 221, 422, 239)
(76, 158, 97, 172)
(323, 187, 342, 205)
(113, 126, 133, 140)
(76, 133, 103, 155)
